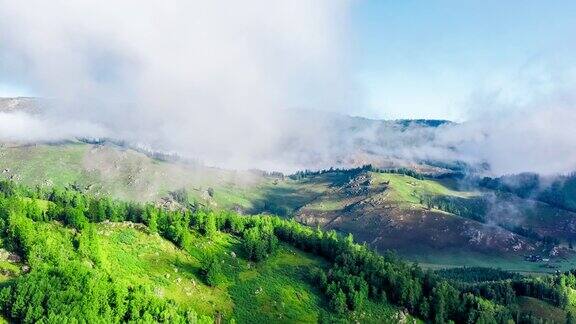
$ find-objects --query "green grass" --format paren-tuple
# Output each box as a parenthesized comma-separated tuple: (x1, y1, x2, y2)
(0, 143, 275, 205)
(229, 247, 326, 323)
(246, 179, 329, 216)
(21, 197, 52, 212)
(96, 223, 402, 323)
(306, 198, 346, 212)
(9, 220, 401, 323)
(0, 146, 476, 220)
(211, 184, 266, 210)
(10, 144, 573, 283)
(0, 143, 322, 216)
(0, 259, 21, 283)
(371, 172, 477, 206)
(0, 143, 105, 195)
(516, 296, 567, 323)
(98, 224, 234, 317)
(212, 188, 255, 209)
(412, 248, 576, 274)
(0, 143, 88, 187)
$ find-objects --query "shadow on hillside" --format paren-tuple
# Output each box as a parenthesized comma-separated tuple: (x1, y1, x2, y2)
(247, 184, 320, 217)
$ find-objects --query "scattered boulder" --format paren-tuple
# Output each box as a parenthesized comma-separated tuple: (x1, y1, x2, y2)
(154, 287, 164, 298)
(7, 253, 21, 263)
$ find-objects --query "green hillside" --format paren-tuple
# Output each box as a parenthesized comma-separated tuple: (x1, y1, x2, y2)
(9, 219, 333, 323)
(0, 180, 417, 323)
(0, 178, 576, 323)
(516, 296, 568, 323)
(0, 142, 265, 208)
(2, 143, 576, 274)
(291, 170, 576, 273)
(0, 176, 574, 322)
(85, 223, 339, 322)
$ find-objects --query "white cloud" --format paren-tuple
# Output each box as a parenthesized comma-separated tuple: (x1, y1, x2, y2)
(0, 0, 355, 169)
(0, 1, 575, 176)
(0, 112, 106, 142)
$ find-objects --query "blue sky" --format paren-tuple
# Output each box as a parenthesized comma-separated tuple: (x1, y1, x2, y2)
(351, 0, 576, 120)
(0, 82, 31, 97)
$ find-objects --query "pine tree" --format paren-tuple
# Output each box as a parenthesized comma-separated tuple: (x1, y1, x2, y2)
(204, 258, 224, 287)
(567, 310, 576, 324)
(331, 289, 347, 314)
(203, 213, 217, 236)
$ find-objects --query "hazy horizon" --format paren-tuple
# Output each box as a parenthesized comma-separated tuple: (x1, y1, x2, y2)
(0, 0, 575, 175)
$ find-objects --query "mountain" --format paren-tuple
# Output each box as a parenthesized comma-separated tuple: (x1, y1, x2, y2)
(0, 107, 575, 321)
(289, 168, 576, 272)
(0, 97, 39, 114)
(1, 141, 575, 274)
(480, 173, 576, 213)
(0, 97, 574, 274)
(0, 97, 458, 174)
(275, 109, 456, 173)
(0, 174, 573, 323)
(0, 181, 412, 323)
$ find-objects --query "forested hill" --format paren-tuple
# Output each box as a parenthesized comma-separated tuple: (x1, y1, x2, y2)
(0, 180, 574, 323)
(479, 173, 576, 213)
(1, 143, 576, 274)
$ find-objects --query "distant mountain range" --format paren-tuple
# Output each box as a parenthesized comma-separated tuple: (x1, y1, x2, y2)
(2, 97, 576, 324)
(0, 97, 457, 174)
(0, 97, 39, 114)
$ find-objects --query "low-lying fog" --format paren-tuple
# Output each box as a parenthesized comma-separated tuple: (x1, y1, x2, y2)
(0, 1, 575, 175)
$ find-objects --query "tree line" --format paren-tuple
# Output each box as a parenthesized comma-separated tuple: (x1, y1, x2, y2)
(420, 194, 561, 247)
(0, 180, 574, 322)
(289, 164, 427, 181)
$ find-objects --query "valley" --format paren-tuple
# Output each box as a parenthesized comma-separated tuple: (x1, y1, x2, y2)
(0, 167, 574, 322)
(1, 1, 574, 322)
(1, 142, 575, 274)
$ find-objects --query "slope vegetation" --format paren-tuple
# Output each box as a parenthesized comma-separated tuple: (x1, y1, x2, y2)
(2, 143, 576, 273)
(0, 181, 412, 323)
(291, 170, 576, 272)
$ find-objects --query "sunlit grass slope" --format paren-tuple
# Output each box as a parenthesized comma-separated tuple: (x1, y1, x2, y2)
(97, 223, 330, 322)
(370, 172, 478, 206)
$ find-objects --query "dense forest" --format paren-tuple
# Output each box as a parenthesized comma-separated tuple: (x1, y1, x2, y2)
(420, 194, 562, 246)
(479, 173, 576, 213)
(0, 180, 573, 322)
(289, 164, 426, 182)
